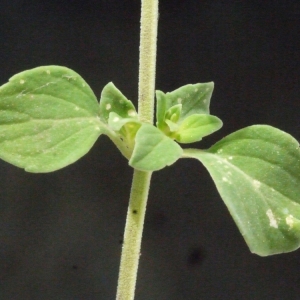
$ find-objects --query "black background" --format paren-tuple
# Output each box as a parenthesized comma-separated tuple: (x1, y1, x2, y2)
(0, 1, 300, 299)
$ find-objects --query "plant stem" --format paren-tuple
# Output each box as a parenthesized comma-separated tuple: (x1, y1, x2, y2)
(138, 0, 159, 124)
(116, 1, 158, 300)
(116, 170, 152, 300)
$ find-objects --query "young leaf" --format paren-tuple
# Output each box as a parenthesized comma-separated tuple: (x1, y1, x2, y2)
(129, 124, 183, 171)
(165, 119, 179, 132)
(156, 82, 214, 129)
(165, 104, 182, 124)
(99, 82, 137, 123)
(183, 125, 300, 256)
(175, 114, 223, 143)
(0, 66, 103, 172)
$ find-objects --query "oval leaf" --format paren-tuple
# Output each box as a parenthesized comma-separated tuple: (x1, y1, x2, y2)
(0, 66, 103, 172)
(184, 125, 300, 256)
(129, 124, 183, 171)
(175, 114, 223, 143)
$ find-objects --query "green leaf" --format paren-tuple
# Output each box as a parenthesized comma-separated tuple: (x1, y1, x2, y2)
(156, 82, 214, 129)
(129, 124, 183, 171)
(0, 66, 103, 172)
(183, 125, 300, 256)
(99, 82, 137, 123)
(175, 114, 223, 143)
(165, 104, 182, 124)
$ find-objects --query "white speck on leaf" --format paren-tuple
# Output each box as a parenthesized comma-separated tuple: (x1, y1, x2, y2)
(217, 149, 223, 154)
(222, 177, 231, 183)
(228, 156, 233, 160)
(266, 209, 278, 228)
(20, 79, 25, 84)
(74, 106, 79, 111)
(46, 70, 51, 74)
(113, 117, 120, 122)
(106, 104, 111, 110)
(127, 109, 136, 117)
(194, 88, 198, 92)
(177, 98, 182, 104)
(286, 215, 294, 229)
(253, 180, 261, 189)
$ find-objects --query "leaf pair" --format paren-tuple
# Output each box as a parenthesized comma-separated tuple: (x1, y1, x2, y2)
(0, 66, 153, 172)
(151, 83, 300, 256)
(0, 67, 161, 172)
(130, 83, 224, 171)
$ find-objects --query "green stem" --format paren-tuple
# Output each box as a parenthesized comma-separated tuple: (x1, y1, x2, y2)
(116, 170, 152, 300)
(138, 0, 159, 124)
(116, 1, 158, 300)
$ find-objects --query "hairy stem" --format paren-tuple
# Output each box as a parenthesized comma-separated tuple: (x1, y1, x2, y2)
(116, 1, 158, 300)
(138, 0, 159, 124)
(116, 170, 152, 300)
